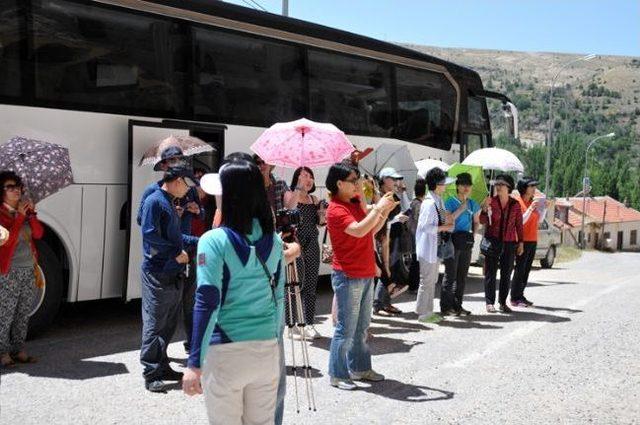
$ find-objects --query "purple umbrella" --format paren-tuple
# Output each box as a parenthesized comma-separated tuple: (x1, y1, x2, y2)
(0, 136, 74, 204)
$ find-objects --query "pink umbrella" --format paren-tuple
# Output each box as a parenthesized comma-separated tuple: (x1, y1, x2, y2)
(250, 118, 353, 168)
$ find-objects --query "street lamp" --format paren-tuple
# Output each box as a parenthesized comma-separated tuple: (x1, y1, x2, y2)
(544, 53, 597, 196)
(580, 132, 615, 249)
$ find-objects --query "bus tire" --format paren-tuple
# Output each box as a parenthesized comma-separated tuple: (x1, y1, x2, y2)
(27, 241, 64, 337)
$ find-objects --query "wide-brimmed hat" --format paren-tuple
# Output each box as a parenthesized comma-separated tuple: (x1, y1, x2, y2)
(200, 173, 222, 196)
(153, 146, 186, 171)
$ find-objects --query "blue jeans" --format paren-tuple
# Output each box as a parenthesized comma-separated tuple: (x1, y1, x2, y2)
(328, 270, 374, 379)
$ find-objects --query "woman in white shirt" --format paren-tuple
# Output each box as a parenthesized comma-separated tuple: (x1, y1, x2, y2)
(415, 168, 454, 323)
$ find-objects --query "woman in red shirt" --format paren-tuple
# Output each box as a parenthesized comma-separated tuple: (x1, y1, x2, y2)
(479, 174, 523, 314)
(325, 163, 396, 391)
(0, 171, 44, 367)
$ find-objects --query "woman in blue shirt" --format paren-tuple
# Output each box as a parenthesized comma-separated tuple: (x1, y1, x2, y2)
(182, 159, 285, 425)
(441, 173, 482, 316)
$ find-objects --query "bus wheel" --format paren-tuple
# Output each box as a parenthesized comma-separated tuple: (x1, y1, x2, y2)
(28, 241, 64, 337)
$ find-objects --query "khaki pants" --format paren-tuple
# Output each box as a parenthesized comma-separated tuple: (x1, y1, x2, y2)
(202, 339, 280, 425)
(415, 260, 440, 318)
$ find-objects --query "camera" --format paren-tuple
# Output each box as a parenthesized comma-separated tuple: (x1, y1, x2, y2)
(276, 208, 301, 236)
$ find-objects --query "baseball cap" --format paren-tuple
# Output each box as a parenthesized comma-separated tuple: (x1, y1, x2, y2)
(154, 146, 186, 171)
(517, 176, 539, 192)
(378, 167, 403, 180)
(164, 165, 197, 187)
(493, 174, 515, 190)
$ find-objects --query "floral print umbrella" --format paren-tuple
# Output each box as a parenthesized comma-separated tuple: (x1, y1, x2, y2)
(0, 136, 74, 204)
(138, 135, 215, 167)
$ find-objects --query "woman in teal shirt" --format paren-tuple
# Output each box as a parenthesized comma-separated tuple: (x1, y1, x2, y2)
(182, 159, 285, 425)
(441, 173, 481, 316)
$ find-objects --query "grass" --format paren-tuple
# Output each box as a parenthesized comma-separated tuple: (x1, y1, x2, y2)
(556, 246, 583, 263)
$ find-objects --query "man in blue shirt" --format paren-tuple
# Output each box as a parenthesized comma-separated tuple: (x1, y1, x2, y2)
(441, 173, 481, 316)
(139, 165, 199, 393)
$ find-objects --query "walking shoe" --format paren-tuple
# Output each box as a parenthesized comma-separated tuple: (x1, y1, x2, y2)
(162, 368, 184, 381)
(330, 377, 358, 391)
(441, 309, 458, 317)
(350, 369, 385, 382)
(522, 298, 534, 307)
(389, 283, 409, 299)
(418, 313, 443, 324)
(499, 303, 513, 313)
(458, 307, 472, 316)
(145, 380, 167, 393)
(510, 299, 528, 308)
(486, 304, 497, 313)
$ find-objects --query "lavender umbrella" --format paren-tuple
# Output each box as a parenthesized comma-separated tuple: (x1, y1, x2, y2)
(0, 136, 74, 204)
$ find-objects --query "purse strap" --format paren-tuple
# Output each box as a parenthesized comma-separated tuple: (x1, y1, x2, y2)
(322, 227, 329, 244)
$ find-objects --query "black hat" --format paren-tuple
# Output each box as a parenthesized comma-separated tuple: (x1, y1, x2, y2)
(494, 174, 515, 190)
(163, 165, 197, 187)
(153, 146, 186, 171)
(456, 172, 473, 186)
(517, 177, 539, 195)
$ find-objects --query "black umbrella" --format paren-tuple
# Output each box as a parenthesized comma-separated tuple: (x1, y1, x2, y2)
(0, 136, 74, 204)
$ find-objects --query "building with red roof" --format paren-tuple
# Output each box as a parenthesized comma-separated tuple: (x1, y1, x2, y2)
(554, 196, 640, 251)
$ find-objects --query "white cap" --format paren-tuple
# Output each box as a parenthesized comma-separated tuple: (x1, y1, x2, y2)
(378, 167, 403, 180)
(200, 173, 222, 196)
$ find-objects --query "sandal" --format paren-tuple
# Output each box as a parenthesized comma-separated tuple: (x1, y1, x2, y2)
(1, 354, 16, 367)
(11, 353, 38, 364)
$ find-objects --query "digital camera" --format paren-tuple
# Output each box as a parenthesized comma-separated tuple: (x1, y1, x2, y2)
(276, 208, 301, 234)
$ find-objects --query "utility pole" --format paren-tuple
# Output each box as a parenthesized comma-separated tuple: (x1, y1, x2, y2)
(282, 0, 289, 16)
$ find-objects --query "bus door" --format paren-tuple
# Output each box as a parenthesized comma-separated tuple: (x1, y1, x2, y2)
(124, 120, 225, 301)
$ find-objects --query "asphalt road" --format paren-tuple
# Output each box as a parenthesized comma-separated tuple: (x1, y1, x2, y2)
(1, 251, 639, 425)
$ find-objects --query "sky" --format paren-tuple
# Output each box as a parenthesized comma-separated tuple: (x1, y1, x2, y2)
(224, 0, 639, 57)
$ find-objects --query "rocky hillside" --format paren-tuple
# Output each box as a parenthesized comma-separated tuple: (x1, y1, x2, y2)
(404, 44, 640, 145)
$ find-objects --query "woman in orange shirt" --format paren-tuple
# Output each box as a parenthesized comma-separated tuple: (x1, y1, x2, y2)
(511, 177, 544, 307)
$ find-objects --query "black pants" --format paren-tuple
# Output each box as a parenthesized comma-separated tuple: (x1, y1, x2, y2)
(511, 242, 537, 302)
(441, 247, 473, 312)
(140, 270, 184, 381)
(483, 242, 516, 305)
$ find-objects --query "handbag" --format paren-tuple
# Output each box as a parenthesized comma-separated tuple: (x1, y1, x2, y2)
(321, 227, 333, 264)
(434, 202, 454, 261)
(480, 199, 513, 258)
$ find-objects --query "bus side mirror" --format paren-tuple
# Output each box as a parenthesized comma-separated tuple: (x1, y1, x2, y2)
(502, 101, 519, 140)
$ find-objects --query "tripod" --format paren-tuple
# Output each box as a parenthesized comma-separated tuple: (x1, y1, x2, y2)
(285, 260, 317, 413)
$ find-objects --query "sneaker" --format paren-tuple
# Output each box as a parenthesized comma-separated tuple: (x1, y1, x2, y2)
(522, 298, 534, 307)
(418, 313, 443, 324)
(330, 377, 358, 390)
(389, 284, 409, 299)
(350, 369, 385, 382)
(499, 303, 513, 313)
(486, 304, 497, 313)
(145, 380, 167, 393)
(441, 309, 458, 317)
(162, 368, 184, 381)
(510, 299, 528, 308)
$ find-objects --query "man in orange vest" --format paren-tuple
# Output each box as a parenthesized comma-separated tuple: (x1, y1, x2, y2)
(511, 177, 544, 307)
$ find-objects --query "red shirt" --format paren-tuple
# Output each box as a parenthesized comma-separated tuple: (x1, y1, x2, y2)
(326, 197, 376, 278)
(479, 196, 523, 243)
(0, 206, 44, 275)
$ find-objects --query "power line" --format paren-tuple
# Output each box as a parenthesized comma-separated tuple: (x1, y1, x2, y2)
(239, 0, 268, 12)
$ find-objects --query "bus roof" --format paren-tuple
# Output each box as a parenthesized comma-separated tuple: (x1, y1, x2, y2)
(137, 0, 480, 82)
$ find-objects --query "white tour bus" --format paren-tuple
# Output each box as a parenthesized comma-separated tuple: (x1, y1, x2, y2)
(0, 0, 516, 333)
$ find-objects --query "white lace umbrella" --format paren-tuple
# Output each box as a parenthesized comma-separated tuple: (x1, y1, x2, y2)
(415, 158, 450, 179)
(462, 147, 524, 172)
